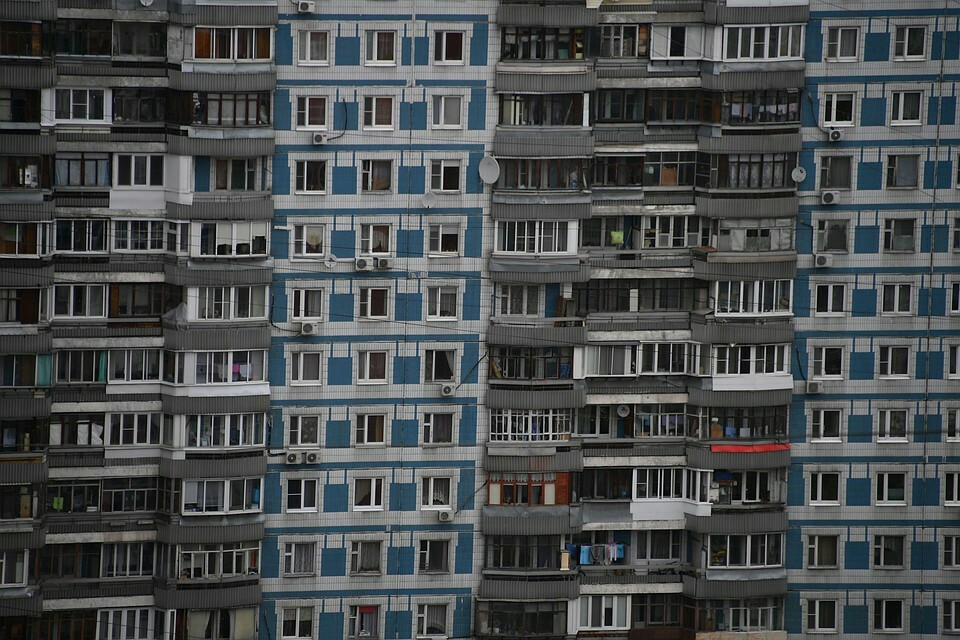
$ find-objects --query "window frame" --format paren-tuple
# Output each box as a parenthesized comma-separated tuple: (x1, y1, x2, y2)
(826, 26, 858, 61)
(360, 159, 393, 193)
(297, 30, 328, 65)
(424, 349, 456, 382)
(355, 413, 386, 444)
(891, 91, 922, 125)
(823, 92, 855, 126)
(292, 288, 323, 321)
(894, 25, 926, 60)
(350, 540, 382, 574)
(432, 95, 462, 129)
(807, 534, 839, 569)
(426, 286, 457, 321)
(417, 539, 450, 574)
(292, 224, 325, 258)
(875, 472, 907, 505)
(886, 155, 920, 189)
(877, 409, 908, 441)
(809, 472, 840, 505)
(291, 352, 322, 385)
(421, 476, 452, 510)
(811, 408, 842, 442)
(358, 287, 389, 320)
(819, 155, 852, 190)
(281, 606, 314, 640)
(365, 30, 396, 65)
(286, 478, 318, 513)
(294, 160, 326, 194)
(288, 415, 320, 447)
(353, 477, 384, 511)
(878, 345, 910, 378)
(295, 95, 327, 129)
(815, 283, 846, 315)
(114, 154, 164, 188)
(434, 31, 464, 64)
(881, 283, 912, 315)
(430, 159, 461, 193)
(874, 599, 904, 632)
(423, 413, 454, 445)
(808, 599, 838, 633)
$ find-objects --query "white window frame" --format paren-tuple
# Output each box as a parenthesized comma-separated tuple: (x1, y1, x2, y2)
(946, 535, 960, 569)
(52, 284, 106, 318)
(434, 31, 465, 64)
(881, 283, 912, 315)
(286, 478, 318, 512)
(294, 160, 326, 193)
(348, 605, 379, 639)
(579, 595, 630, 630)
(497, 284, 539, 316)
(951, 344, 960, 378)
(807, 535, 839, 569)
(873, 534, 905, 568)
(425, 349, 456, 382)
(874, 599, 904, 632)
(423, 413, 454, 445)
(876, 472, 907, 505)
(949, 409, 960, 442)
(877, 409, 908, 441)
(815, 283, 846, 315)
(350, 540, 382, 574)
(427, 223, 460, 256)
(298, 30, 328, 65)
(0, 549, 27, 587)
(811, 409, 842, 441)
(810, 472, 840, 505)
(296, 96, 327, 129)
(808, 599, 838, 633)
(430, 160, 461, 193)
(213, 157, 259, 192)
(416, 603, 449, 638)
(181, 477, 262, 515)
(114, 154, 164, 187)
(196, 221, 268, 257)
(891, 91, 922, 125)
(723, 24, 805, 61)
(432, 95, 462, 129)
(193, 286, 267, 321)
(945, 599, 960, 633)
(421, 476, 452, 510)
(946, 472, 960, 505)
(353, 477, 384, 511)
(365, 30, 396, 65)
(54, 88, 108, 122)
(291, 352, 322, 385)
(292, 289, 323, 321)
(288, 415, 320, 447)
(878, 345, 910, 378)
(359, 224, 392, 255)
(292, 224, 325, 258)
(894, 25, 926, 60)
(281, 606, 314, 640)
(355, 413, 385, 445)
(426, 286, 457, 321)
(813, 346, 844, 379)
(823, 92, 855, 126)
(826, 26, 858, 61)
(358, 287, 389, 319)
(357, 352, 388, 384)
(360, 159, 393, 193)
(363, 96, 394, 130)
(886, 156, 920, 189)
(418, 539, 450, 573)
(193, 26, 273, 62)
(883, 218, 916, 250)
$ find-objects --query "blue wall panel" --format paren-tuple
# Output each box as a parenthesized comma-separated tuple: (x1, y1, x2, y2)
(332, 166, 357, 195)
(391, 419, 419, 447)
(389, 482, 417, 511)
(457, 468, 476, 510)
(459, 405, 477, 445)
(327, 357, 353, 385)
(470, 23, 489, 66)
(335, 37, 360, 65)
(455, 532, 473, 574)
(272, 152, 290, 194)
(916, 351, 943, 380)
(396, 292, 423, 321)
(856, 163, 882, 191)
(321, 547, 346, 576)
(923, 160, 952, 189)
(397, 229, 424, 258)
(911, 541, 939, 570)
(398, 166, 426, 194)
(910, 605, 938, 635)
(264, 471, 282, 515)
(400, 102, 427, 130)
(843, 605, 868, 633)
(318, 613, 344, 640)
(331, 230, 356, 259)
(393, 356, 421, 385)
(849, 351, 874, 380)
(463, 278, 480, 320)
(912, 478, 939, 507)
(387, 546, 415, 574)
(194, 156, 210, 193)
(915, 413, 941, 442)
(275, 23, 292, 65)
(461, 343, 479, 384)
(468, 88, 486, 131)
(851, 288, 877, 316)
(414, 37, 429, 65)
(464, 215, 482, 257)
(333, 101, 358, 130)
(787, 468, 805, 506)
(329, 293, 355, 322)
(860, 97, 886, 126)
(323, 483, 348, 511)
(847, 414, 873, 442)
(863, 33, 890, 61)
(804, 19, 823, 62)
(274, 89, 291, 131)
(785, 527, 802, 570)
(844, 541, 869, 570)
(326, 420, 351, 449)
(846, 478, 871, 506)
(384, 611, 412, 640)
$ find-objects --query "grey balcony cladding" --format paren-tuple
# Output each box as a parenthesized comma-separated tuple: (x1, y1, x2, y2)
(580, 572, 681, 586)
(696, 196, 798, 218)
(0, 527, 45, 551)
(0, 394, 51, 420)
(2, 201, 53, 222)
(699, 132, 801, 154)
(480, 576, 580, 600)
(3, 133, 55, 155)
(165, 263, 273, 286)
(585, 379, 683, 397)
(43, 581, 153, 602)
(702, 70, 804, 92)
(683, 575, 787, 599)
(693, 257, 796, 281)
(0, 333, 51, 355)
(496, 71, 596, 93)
(494, 134, 593, 158)
(0, 0, 55, 20)
(492, 201, 591, 221)
(705, 1, 808, 24)
(166, 136, 274, 158)
(593, 127, 650, 145)
(159, 455, 265, 479)
(489, 259, 590, 284)
(687, 445, 790, 470)
(157, 521, 264, 545)
(497, 4, 598, 27)
(482, 506, 579, 535)
(168, 197, 273, 221)
(177, 5, 279, 26)
(685, 510, 787, 534)
(169, 71, 276, 93)
(691, 320, 794, 345)
(161, 394, 270, 414)
(163, 325, 271, 351)
(488, 323, 587, 347)
(688, 386, 792, 408)
(0, 593, 42, 616)
(583, 443, 686, 458)
(0, 64, 56, 89)
(0, 458, 47, 484)
(486, 450, 583, 473)
(154, 582, 261, 610)
(486, 385, 586, 410)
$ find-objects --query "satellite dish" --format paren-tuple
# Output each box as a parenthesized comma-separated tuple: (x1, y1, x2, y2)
(616, 404, 631, 418)
(140, 0, 154, 6)
(421, 192, 437, 209)
(478, 156, 500, 185)
(790, 167, 807, 183)
(323, 256, 337, 269)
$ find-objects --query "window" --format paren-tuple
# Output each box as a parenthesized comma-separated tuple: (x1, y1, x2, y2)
(286, 479, 318, 512)
(580, 595, 630, 630)
(359, 288, 388, 319)
(432, 95, 462, 128)
(876, 472, 906, 504)
(1, 22, 42, 57)
(292, 289, 323, 320)
(714, 280, 792, 315)
(873, 535, 904, 568)
(713, 344, 788, 375)
(947, 536, 960, 569)
(874, 599, 903, 632)
(193, 350, 266, 384)
(191, 92, 269, 126)
(298, 31, 328, 64)
(183, 413, 264, 449)
(101, 477, 159, 512)
(359, 224, 391, 255)
(423, 413, 453, 445)
(708, 533, 783, 568)
(348, 606, 379, 639)
(0, 549, 26, 587)
(108, 349, 161, 382)
(877, 409, 908, 441)
(354, 478, 383, 511)
(953, 281, 960, 313)
(807, 535, 839, 568)
(291, 352, 322, 384)
(194, 26, 271, 61)
(946, 472, 960, 505)
(289, 416, 320, 447)
(196, 221, 268, 257)
(361, 160, 392, 192)
(108, 413, 163, 445)
(434, 31, 464, 63)
(892, 91, 922, 124)
(282, 607, 313, 640)
(182, 477, 261, 514)
(292, 224, 324, 257)
(430, 160, 460, 193)
(418, 540, 449, 573)
(497, 220, 570, 253)
(355, 414, 385, 444)
(701, 153, 797, 190)
(879, 346, 909, 377)
(489, 473, 558, 506)
(53, 284, 105, 318)
(363, 97, 394, 129)
(295, 160, 326, 193)
(499, 158, 586, 190)
(597, 89, 643, 123)
(810, 472, 840, 504)
(115, 154, 163, 186)
(886, 155, 919, 188)
(634, 530, 682, 561)
(815, 283, 846, 315)
(426, 286, 457, 320)
(0, 156, 45, 190)
(283, 542, 315, 575)
(894, 25, 925, 59)
(647, 89, 700, 123)
(820, 156, 852, 189)
(593, 156, 643, 187)
(812, 409, 841, 441)
(416, 604, 447, 637)
(350, 541, 381, 573)
(952, 345, 960, 378)
(54, 153, 111, 188)
(115, 219, 164, 252)
(945, 600, 960, 633)
(724, 24, 804, 60)
(949, 409, 960, 442)
(823, 92, 854, 125)
(113, 23, 166, 57)
(366, 30, 395, 64)
(421, 477, 451, 509)
(667, 26, 687, 58)
(428, 224, 459, 255)
(296, 96, 326, 128)
(501, 26, 585, 61)
(55, 350, 104, 384)
(425, 350, 455, 382)
(815, 219, 848, 253)
(55, 89, 105, 121)
(881, 284, 912, 314)
(808, 600, 838, 633)
(601, 24, 649, 58)
(883, 218, 915, 251)
(826, 26, 858, 60)
(497, 284, 539, 316)
(213, 158, 259, 192)
(813, 347, 843, 379)
(55, 220, 106, 253)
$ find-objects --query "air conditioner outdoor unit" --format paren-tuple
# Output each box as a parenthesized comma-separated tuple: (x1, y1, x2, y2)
(304, 451, 319, 464)
(375, 258, 392, 269)
(285, 452, 301, 465)
(814, 254, 834, 268)
(440, 384, 456, 397)
(355, 257, 374, 271)
(300, 322, 318, 336)
(806, 381, 823, 394)
(312, 132, 327, 145)
(821, 191, 840, 205)
(297, 1, 315, 13)
(437, 510, 454, 522)
(828, 128, 844, 142)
